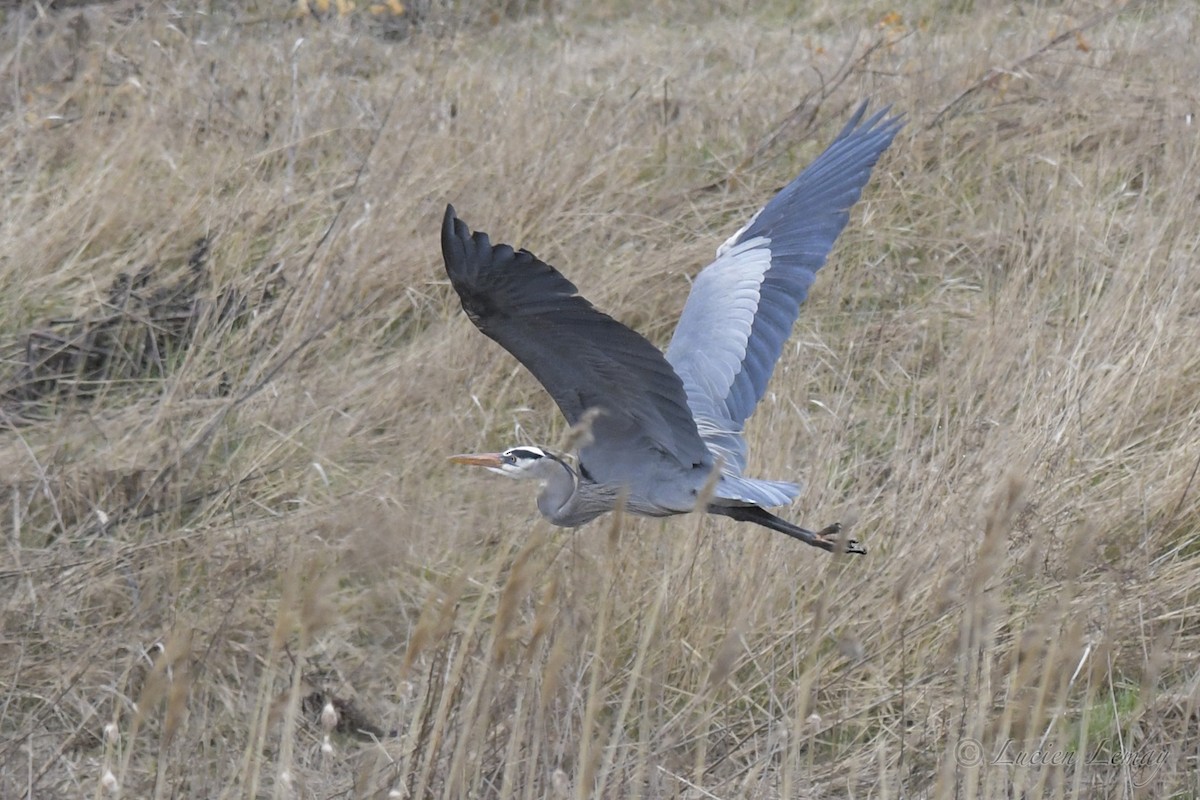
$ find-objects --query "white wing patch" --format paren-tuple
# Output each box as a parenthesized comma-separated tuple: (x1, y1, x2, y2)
(716, 208, 764, 258)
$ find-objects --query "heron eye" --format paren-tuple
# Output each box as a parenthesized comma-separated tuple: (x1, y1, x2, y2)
(502, 453, 517, 465)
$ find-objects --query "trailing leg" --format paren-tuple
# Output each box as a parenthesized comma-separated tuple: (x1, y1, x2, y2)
(707, 504, 865, 555)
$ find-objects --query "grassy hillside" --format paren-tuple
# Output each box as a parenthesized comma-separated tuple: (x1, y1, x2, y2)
(2, 1, 1198, 797)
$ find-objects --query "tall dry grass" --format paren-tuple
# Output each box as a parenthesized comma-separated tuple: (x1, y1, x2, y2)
(1, 1, 1198, 797)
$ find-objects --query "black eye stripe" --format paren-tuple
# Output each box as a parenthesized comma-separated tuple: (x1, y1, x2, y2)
(507, 448, 544, 460)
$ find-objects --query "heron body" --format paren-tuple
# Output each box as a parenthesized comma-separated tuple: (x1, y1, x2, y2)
(443, 102, 902, 554)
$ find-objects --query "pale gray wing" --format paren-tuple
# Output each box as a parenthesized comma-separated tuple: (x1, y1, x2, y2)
(665, 102, 903, 475)
(442, 206, 712, 497)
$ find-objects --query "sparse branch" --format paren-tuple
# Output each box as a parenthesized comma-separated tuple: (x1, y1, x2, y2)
(741, 33, 901, 172)
(928, 1, 1142, 129)
(125, 70, 406, 521)
(687, 33, 904, 200)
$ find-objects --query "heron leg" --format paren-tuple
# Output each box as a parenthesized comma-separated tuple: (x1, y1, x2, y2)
(707, 504, 866, 555)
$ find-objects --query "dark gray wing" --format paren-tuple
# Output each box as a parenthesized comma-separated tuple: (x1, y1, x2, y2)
(665, 102, 903, 475)
(442, 205, 712, 491)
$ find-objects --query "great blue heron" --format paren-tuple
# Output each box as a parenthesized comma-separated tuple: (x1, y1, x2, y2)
(443, 102, 901, 554)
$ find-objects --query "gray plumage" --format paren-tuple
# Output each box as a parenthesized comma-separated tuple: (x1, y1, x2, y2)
(443, 101, 902, 554)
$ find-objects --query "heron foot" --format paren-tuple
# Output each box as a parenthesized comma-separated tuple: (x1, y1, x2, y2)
(815, 522, 866, 556)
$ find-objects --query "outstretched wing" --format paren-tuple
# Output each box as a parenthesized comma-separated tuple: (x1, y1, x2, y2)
(665, 102, 903, 473)
(442, 205, 712, 493)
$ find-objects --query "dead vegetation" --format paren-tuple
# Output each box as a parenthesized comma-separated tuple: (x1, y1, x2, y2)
(1, 0, 1198, 798)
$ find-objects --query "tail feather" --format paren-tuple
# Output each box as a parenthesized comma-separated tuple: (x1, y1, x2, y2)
(707, 504, 865, 555)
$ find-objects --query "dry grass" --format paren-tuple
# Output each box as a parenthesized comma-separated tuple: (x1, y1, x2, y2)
(1, 0, 1198, 797)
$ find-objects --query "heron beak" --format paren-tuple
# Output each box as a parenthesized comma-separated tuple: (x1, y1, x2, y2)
(448, 452, 505, 469)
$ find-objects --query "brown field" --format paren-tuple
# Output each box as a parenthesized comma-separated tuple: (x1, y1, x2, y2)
(2, 1, 1198, 797)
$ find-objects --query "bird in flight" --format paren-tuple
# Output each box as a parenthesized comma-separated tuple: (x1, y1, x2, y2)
(442, 102, 901, 554)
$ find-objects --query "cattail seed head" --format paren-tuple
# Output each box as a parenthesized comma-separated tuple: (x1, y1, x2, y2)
(551, 768, 570, 797)
(101, 770, 119, 794)
(320, 701, 338, 731)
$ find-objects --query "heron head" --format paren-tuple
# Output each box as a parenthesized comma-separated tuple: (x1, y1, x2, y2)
(449, 446, 556, 480)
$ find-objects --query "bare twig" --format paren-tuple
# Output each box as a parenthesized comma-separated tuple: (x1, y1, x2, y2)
(683, 33, 904, 206)
(738, 34, 899, 174)
(928, 2, 1142, 129)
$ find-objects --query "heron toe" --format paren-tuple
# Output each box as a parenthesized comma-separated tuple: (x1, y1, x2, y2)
(815, 522, 866, 555)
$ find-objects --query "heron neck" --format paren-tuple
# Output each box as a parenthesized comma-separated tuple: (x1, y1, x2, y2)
(535, 455, 578, 524)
